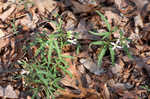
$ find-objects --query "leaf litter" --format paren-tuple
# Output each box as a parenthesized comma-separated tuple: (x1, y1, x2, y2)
(0, 0, 150, 98)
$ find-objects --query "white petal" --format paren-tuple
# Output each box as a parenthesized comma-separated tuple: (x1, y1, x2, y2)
(116, 46, 122, 49)
(111, 42, 116, 46)
(67, 39, 77, 44)
(116, 39, 120, 44)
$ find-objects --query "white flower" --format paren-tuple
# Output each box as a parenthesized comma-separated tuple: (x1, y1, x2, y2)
(21, 69, 30, 75)
(111, 39, 122, 50)
(67, 39, 77, 44)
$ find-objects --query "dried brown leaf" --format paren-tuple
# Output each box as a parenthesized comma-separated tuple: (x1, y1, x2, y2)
(103, 84, 110, 99)
(0, 29, 5, 38)
(132, 0, 149, 11)
(61, 11, 77, 31)
(71, 0, 95, 13)
(104, 11, 128, 27)
(0, 85, 18, 98)
(111, 59, 124, 75)
(134, 14, 144, 27)
(0, 38, 9, 49)
(0, 4, 16, 21)
(75, 19, 100, 40)
(80, 58, 105, 75)
(32, 0, 57, 14)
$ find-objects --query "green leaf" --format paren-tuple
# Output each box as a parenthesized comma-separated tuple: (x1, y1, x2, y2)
(109, 46, 115, 66)
(54, 40, 61, 59)
(119, 30, 124, 38)
(112, 26, 118, 33)
(62, 55, 74, 59)
(47, 38, 54, 66)
(35, 43, 46, 56)
(76, 44, 81, 55)
(102, 32, 111, 40)
(97, 46, 107, 66)
(89, 31, 109, 36)
(89, 41, 106, 47)
(96, 10, 111, 31)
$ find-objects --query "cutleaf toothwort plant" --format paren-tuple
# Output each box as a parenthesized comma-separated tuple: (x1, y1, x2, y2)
(18, 19, 72, 99)
(89, 10, 132, 66)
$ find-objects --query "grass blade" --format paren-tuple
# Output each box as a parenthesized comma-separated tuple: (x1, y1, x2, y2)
(102, 32, 110, 40)
(98, 46, 107, 66)
(89, 41, 105, 48)
(109, 45, 115, 66)
(96, 10, 111, 31)
(89, 31, 109, 36)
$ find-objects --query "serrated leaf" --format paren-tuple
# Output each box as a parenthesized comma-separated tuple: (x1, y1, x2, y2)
(96, 10, 111, 31)
(109, 46, 115, 66)
(97, 46, 107, 66)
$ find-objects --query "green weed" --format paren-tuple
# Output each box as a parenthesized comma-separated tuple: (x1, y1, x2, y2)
(19, 20, 72, 99)
(89, 10, 132, 66)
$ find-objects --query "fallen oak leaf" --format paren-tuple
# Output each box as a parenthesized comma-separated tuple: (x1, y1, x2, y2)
(60, 52, 79, 89)
(59, 53, 100, 98)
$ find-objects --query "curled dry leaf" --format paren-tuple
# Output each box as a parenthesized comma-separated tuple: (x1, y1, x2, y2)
(80, 58, 105, 75)
(0, 4, 16, 21)
(104, 11, 128, 27)
(103, 84, 110, 99)
(108, 81, 134, 97)
(60, 52, 79, 89)
(61, 11, 77, 31)
(75, 19, 100, 40)
(111, 59, 124, 76)
(132, 0, 149, 12)
(59, 53, 100, 98)
(134, 14, 144, 28)
(114, 0, 124, 10)
(0, 38, 9, 49)
(77, 65, 86, 74)
(15, 12, 38, 30)
(78, 0, 98, 6)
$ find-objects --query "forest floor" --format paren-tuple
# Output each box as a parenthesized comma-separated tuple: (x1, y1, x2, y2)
(0, 0, 150, 99)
